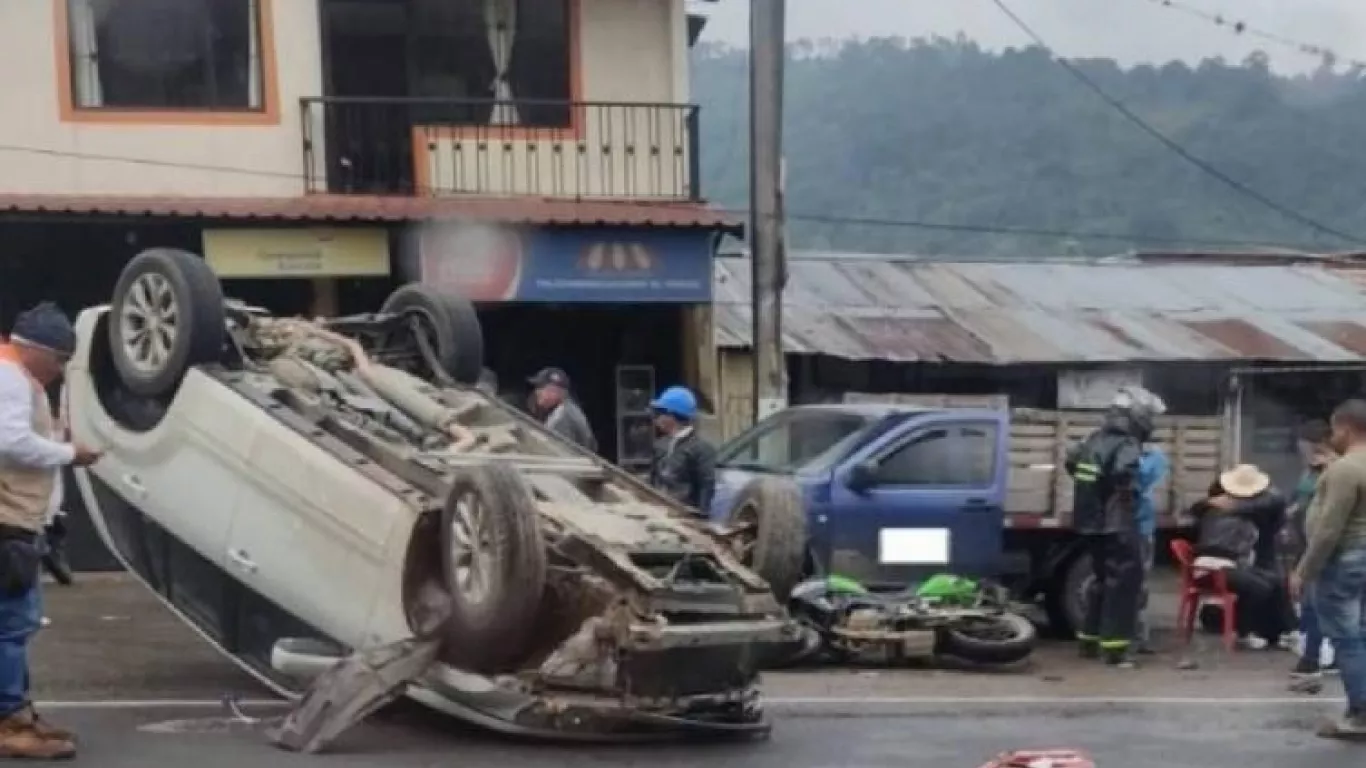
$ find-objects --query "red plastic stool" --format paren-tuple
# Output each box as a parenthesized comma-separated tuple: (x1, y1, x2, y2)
(1170, 539, 1238, 653)
(977, 749, 1095, 768)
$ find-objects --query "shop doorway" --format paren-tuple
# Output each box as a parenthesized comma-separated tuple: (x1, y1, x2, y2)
(478, 304, 685, 466)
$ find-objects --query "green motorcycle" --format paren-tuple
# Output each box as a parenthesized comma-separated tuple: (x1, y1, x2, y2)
(779, 573, 1038, 667)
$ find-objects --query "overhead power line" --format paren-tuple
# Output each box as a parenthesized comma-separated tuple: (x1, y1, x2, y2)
(0, 142, 1330, 252)
(1140, 0, 1366, 68)
(987, 0, 1366, 246)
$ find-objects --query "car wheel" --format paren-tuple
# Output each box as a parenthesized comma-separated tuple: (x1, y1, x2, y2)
(726, 477, 808, 601)
(1044, 551, 1092, 638)
(439, 463, 546, 672)
(108, 248, 226, 398)
(380, 284, 483, 385)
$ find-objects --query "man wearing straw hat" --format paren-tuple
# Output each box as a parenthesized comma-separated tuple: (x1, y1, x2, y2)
(1066, 385, 1165, 668)
(1192, 463, 1295, 648)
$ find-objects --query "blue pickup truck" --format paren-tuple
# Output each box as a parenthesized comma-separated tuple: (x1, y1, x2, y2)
(706, 402, 1217, 635)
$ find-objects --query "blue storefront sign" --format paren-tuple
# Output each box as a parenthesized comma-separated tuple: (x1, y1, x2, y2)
(410, 224, 716, 303)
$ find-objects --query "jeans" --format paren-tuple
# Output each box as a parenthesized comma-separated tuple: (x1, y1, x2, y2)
(1315, 546, 1366, 714)
(0, 582, 39, 717)
(1301, 584, 1325, 664)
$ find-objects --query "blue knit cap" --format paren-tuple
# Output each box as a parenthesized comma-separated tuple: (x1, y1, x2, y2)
(10, 302, 75, 357)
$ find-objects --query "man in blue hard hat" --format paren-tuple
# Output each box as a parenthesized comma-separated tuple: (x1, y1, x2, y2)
(647, 386, 716, 513)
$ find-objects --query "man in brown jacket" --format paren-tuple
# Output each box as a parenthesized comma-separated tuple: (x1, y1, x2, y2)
(0, 304, 100, 758)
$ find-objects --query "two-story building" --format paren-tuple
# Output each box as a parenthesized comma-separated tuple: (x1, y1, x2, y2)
(0, 0, 736, 470)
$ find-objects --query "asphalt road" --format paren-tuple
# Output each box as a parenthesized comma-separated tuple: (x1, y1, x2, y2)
(30, 699, 1360, 767)
(24, 574, 1365, 766)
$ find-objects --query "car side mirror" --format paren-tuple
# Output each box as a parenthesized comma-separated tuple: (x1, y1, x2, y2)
(846, 461, 878, 492)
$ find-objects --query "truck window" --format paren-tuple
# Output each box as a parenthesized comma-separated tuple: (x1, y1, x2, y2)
(876, 424, 999, 486)
(717, 409, 875, 473)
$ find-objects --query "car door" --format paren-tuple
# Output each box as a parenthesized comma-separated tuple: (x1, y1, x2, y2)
(826, 415, 1006, 586)
(223, 405, 405, 650)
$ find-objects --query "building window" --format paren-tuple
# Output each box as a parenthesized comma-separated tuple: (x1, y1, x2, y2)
(66, 0, 265, 111)
(410, 0, 574, 128)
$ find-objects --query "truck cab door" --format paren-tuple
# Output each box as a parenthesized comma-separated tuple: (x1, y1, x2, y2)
(825, 413, 1007, 586)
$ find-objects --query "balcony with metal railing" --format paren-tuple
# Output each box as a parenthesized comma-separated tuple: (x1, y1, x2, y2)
(300, 98, 701, 202)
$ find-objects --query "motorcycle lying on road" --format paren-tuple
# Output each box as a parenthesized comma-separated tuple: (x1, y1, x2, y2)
(775, 574, 1038, 668)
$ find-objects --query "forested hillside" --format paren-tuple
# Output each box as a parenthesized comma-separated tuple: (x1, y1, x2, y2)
(691, 38, 1366, 256)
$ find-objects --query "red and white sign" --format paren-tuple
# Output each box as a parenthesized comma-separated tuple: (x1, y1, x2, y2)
(417, 222, 524, 301)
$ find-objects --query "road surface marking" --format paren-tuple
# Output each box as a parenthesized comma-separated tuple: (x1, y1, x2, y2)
(768, 696, 1333, 706)
(37, 699, 288, 710)
(29, 695, 1334, 710)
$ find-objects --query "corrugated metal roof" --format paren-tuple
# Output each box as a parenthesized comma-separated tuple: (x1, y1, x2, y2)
(0, 194, 741, 231)
(713, 253, 1366, 364)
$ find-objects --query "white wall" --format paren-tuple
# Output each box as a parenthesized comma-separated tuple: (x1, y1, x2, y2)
(0, 0, 322, 197)
(0, 0, 687, 199)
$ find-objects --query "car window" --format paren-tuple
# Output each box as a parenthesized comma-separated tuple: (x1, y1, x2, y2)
(876, 428, 952, 485)
(875, 424, 999, 486)
(718, 410, 875, 473)
(958, 425, 998, 485)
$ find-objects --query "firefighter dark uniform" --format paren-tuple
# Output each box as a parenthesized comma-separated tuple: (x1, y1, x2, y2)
(1066, 397, 1156, 666)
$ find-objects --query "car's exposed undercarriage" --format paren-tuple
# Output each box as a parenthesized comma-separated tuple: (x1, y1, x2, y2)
(78, 248, 806, 741)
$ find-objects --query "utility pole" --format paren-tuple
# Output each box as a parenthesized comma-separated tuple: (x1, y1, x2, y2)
(749, 0, 787, 423)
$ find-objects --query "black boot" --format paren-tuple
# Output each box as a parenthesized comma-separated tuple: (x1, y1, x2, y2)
(41, 523, 73, 587)
(41, 550, 72, 587)
(1104, 648, 1136, 669)
(1078, 639, 1100, 659)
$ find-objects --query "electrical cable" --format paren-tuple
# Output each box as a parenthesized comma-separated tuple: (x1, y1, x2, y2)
(987, 0, 1366, 245)
(1138, 0, 1365, 69)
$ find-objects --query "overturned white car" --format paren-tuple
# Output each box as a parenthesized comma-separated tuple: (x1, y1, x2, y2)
(65, 248, 803, 739)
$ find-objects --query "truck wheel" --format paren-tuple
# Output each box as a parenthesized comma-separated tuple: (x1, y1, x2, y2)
(937, 612, 1038, 665)
(381, 284, 483, 385)
(725, 477, 808, 601)
(1044, 552, 1092, 638)
(108, 248, 226, 398)
(439, 464, 546, 672)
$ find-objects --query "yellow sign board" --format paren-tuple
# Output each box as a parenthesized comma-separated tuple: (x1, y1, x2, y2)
(203, 228, 391, 279)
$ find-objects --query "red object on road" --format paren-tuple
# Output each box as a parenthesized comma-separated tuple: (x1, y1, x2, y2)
(977, 748, 1096, 768)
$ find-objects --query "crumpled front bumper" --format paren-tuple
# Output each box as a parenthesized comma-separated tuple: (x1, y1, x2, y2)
(413, 665, 771, 742)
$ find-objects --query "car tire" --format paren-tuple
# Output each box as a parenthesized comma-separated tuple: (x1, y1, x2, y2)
(439, 463, 546, 672)
(108, 248, 226, 398)
(725, 477, 808, 601)
(380, 284, 484, 385)
(1044, 551, 1092, 639)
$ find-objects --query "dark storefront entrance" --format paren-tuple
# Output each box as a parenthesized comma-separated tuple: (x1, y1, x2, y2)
(407, 221, 719, 471)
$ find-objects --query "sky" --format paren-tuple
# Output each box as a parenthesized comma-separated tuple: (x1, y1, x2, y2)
(694, 0, 1366, 74)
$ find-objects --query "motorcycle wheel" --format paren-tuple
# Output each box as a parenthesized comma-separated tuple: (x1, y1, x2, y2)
(765, 625, 828, 669)
(937, 612, 1037, 666)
